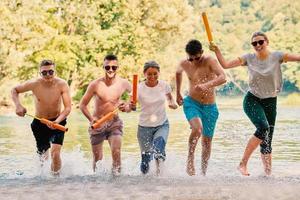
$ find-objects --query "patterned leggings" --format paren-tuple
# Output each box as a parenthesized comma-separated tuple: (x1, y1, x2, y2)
(243, 92, 277, 154)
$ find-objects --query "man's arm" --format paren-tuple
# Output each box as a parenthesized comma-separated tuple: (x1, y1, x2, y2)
(125, 79, 132, 94)
(54, 81, 72, 124)
(197, 58, 227, 90)
(79, 82, 95, 122)
(11, 80, 35, 116)
(120, 80, 133, 112)
(175, 62, 184, 106)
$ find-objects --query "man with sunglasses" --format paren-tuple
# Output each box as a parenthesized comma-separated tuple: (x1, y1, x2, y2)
(11, 59, 71, 175)
(79, 54, 132, 175)
(176, 39, 226, 176)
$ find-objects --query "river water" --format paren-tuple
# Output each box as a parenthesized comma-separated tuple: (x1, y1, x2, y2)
(0, 103, 299, 200)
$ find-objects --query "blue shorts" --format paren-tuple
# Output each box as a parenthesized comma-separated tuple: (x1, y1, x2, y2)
(183, 96, 219, 138)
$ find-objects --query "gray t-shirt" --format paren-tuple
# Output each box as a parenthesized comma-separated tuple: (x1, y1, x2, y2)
(241, 51, 284, 98)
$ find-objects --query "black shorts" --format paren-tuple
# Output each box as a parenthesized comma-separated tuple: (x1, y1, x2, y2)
(31, 118, 67, 154)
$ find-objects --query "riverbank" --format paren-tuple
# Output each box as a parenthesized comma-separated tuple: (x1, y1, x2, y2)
(1, 93, 300, 116)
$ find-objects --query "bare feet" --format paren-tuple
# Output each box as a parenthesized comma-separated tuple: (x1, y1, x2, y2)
(201, 160, 208, 176)
(112, 166, 121, 176)
(155, 159, 161, 176)
(51, 170, 60, 177)
(39, 153, 48, 167)
(264, 168, 271, 176)
(186, 158, 195, 176)
(238, 162, 250, 176)
(261, 154, 272, 176)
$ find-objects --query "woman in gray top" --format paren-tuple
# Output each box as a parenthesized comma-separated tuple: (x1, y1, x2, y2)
(210, 31, 300, 176)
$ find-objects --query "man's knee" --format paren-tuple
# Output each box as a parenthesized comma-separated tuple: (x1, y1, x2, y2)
(92, 149, 103, 161)
(51, 149, 61, 160)
(112, 148, 121, 158)
(202, 138, 212, 149)
(191, 126, 202, 138)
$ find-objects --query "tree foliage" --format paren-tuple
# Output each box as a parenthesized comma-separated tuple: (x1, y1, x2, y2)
(0, 0, 299, 104)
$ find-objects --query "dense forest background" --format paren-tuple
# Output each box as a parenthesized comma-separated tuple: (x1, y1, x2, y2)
(0, 0, 299, 105)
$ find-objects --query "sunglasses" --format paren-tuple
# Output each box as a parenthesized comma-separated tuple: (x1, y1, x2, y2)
(104, 65, 118, 71)
(251, 40, 265, 47)
(187, 56, 201, 62)
(40, 69, 54, 76)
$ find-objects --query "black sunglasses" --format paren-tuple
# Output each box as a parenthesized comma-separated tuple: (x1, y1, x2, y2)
(251, 40, 265, 47)
(40, 69, 54, 76)
(104, 65, 118, 71)
(187, 56, 201, 62)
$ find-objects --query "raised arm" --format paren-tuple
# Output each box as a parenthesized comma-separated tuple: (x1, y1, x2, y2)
(11, 80, 36, 116)
(175, 62, 184, 106)
(210, 43, 243, 69)
(79, 82, 95, 122)
(54, 81, 72, 124)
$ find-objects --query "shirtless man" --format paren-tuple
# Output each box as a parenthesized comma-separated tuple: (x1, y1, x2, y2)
(11, 60, 71, 174)
(79, 54, 132, 174)
(176, 40, 226, 176)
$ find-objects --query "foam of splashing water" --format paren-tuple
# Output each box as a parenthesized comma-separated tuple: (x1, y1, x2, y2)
(1, 147, 300, 200)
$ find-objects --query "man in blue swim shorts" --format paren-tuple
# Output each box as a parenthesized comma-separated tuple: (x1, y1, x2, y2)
(176, 39, 226, 175)
(183, 96, 219, 138)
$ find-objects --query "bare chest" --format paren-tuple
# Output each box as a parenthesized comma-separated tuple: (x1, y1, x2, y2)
(186, 67, 215, 84)
(33, 85, 62, 105)
(95, 82, 125, 102)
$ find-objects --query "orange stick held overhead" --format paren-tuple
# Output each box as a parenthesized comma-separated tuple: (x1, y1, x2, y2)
(91, 108, 118, 129)
(132, 74, 138, 105)
(202, 12, 213, 42)
(25, 113, 68, 132)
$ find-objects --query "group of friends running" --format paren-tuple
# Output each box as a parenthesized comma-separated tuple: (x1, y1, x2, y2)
(11, 31, 300, 176)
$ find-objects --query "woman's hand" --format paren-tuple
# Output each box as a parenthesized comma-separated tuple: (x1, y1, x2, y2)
(209, 42, 218, 52)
